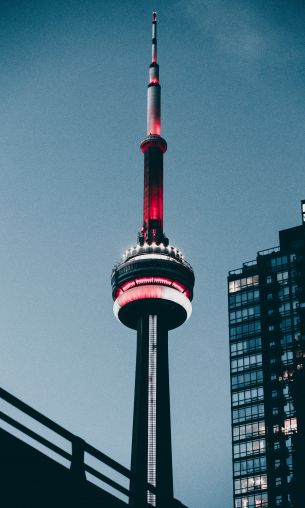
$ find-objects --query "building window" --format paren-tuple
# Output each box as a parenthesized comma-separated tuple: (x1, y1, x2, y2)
(234, 455, 266, 476)
(229, 276, 259, 294)
(229, 289, 260, 308)
(232, 387, 264, 407)
(231, 353, 262, 373)
(230, 337, 262, 356)
(276, 495, 282, 505)
(233, 421, 265, 441)
(273, 407, 279, 416)
(233, 439, 266, 458)
(234, 474, 267, 495)
(230, 320, 261, 339)
(231, 369, 263, 389)
(232, 403, 264, 423)
(268, 325, 275, 332)
(274, 442, 280, 451)
(230, 305, 260, 324)
(266, 275, 272, 284)
(271, 256, 288, 270)
(277, 271, 289, 283)
(283, 418, 297, 435)
(281, 350, 294, 365)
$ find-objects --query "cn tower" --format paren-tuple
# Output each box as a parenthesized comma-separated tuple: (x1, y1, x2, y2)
(111, 13, 195, 507)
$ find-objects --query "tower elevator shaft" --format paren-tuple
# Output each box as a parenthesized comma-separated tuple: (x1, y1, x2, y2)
(130, 314, 173, 507)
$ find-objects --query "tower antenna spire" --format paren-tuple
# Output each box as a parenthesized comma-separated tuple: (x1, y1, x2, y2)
(152, 11, 157, 63)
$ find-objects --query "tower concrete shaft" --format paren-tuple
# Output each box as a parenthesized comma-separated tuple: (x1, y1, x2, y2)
(130, 314, 173, 507)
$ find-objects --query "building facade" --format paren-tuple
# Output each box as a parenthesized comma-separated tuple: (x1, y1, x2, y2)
(228, 202, 305, 508)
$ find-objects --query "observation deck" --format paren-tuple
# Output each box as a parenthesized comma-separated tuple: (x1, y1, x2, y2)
(111, 243, 194, 330)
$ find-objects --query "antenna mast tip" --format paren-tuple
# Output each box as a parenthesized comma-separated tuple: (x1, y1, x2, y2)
(153, 11, 157, 21)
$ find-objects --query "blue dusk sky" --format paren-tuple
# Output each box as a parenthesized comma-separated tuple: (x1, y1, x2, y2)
(1, 1, 305, 507)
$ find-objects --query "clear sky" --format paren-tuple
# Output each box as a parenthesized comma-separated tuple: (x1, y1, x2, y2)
(1, 1, 305, 506)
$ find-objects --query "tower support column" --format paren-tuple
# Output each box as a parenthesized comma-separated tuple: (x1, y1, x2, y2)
(129, 313, 173, 507)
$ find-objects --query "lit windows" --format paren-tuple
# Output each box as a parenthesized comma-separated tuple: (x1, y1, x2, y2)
(235, 493, 268, 508)
(233, 421, 265, 441)
(229, 276, 259, 293)
(234, 474, 267, 494)
(283, 418, 297, 435)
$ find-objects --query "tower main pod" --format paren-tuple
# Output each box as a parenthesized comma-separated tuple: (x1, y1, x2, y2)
(111, 13, 195, 507)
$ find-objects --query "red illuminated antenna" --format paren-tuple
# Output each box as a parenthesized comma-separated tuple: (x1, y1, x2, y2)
(139, 11, 168, 245)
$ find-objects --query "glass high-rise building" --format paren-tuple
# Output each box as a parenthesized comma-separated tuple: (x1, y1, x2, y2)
(228, 202, 305, 508)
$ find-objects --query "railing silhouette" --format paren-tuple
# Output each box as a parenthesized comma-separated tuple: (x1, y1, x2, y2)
(0, 386, 155, 505)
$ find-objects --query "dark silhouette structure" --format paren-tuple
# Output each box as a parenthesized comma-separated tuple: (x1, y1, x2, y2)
(111, 13, 194, 508)
(0, 386, 187, 507)
(228, 201, 305, 508)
